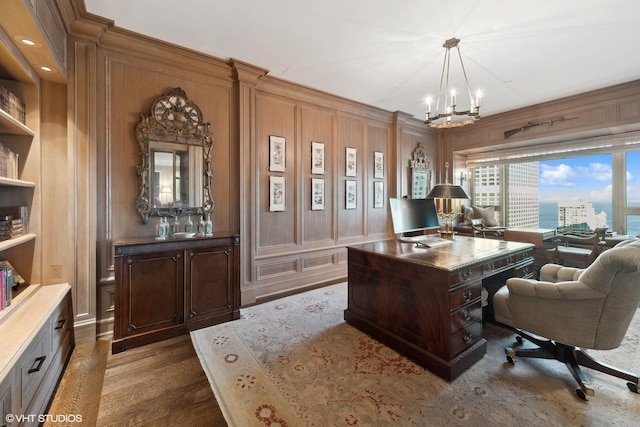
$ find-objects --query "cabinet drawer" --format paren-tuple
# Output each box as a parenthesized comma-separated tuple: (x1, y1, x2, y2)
(514, 262, 534, 279)
(450, 265, 483, 286)
(18, 327, 49, 410)
(449, 282, 481, 310)
(450, 301, 482, 334)
(450, 321, 482, 357)
(50, 294, 72, 353)
(1, 374, 11, 427)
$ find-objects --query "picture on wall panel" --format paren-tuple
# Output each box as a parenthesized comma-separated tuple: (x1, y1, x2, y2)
(374, 181, 384, 208)
(345, 147, 357, 177)
(269, 176, 286, 211)
(345, 180, 357, 209)
(374, 151, 384, 179)
(311, 141, 325, 175)
(269, 135, 286, 172)
(311, 178, 325, 210)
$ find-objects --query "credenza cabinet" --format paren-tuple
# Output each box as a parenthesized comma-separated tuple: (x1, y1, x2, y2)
(0, 284, 74, 427)
(112, 234, 240, 353)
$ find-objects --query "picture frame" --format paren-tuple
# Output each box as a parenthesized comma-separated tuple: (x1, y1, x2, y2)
(374, 181, 384, 208)
(311, 141, 325, 175)
(269, 135, 286, 172)
(411, 169, 430, 199)
(311, 178, 325, 210)
(374, 151, 384, 179)
(345, 147, 357, 177)
(345, 180, 357, 209)
(269, 176, 286, 211)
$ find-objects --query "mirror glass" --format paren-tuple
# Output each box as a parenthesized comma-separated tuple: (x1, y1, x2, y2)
(135, 88, 214, 223)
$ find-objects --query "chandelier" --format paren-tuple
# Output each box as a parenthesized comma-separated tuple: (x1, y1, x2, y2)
(424, 38, 481, 128)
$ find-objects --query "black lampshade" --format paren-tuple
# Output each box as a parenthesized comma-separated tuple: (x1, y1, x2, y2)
(426, 183, 470, 200)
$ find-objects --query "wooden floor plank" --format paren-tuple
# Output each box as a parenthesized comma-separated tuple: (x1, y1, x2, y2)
(97, 334, 227, 426)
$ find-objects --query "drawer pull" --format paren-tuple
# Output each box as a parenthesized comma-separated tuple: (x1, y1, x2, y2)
(189, 310, 197, 319)
(462, 289, 473, 303)
(463, 333, 473, 345)
(55, 319, 66, 330)
(28, 356, 46, 374)
(462, 308, 471, 321)
(462, 269, 472, 280)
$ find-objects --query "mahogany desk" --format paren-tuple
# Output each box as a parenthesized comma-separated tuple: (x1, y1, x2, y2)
(344, 236, 534, 380)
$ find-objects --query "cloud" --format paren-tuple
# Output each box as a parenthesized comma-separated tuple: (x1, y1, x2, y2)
(587, 184, 613, 202)
(575, 162, 612, 181)
(539, 163, 575, 186)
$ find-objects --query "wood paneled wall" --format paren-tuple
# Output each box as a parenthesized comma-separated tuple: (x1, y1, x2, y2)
(63, 9, 433, 335)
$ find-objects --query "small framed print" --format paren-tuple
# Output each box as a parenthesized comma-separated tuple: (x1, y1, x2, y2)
(374, 151, 384, 178)
(311, 142, 325, 175)
(311, 178, 325, 210)
(269, 135, 286, 172)
(374, 181, 384, 208)
(269, 176, 286, 211)
(411, 170, 429, 199)
(345, 180, 357, 209)
(345, 147, 357, 177)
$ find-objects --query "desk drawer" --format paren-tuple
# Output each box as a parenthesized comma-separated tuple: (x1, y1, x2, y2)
(450, 301, 482, 334)
(450, 282, 481, 309)
(50, 293, 72, 353)
(450, 265, 483, 287)
(515, 262, 534, 279)
(450, 320, 482, 357)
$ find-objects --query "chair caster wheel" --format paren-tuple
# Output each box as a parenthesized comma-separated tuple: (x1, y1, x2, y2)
(627, 382, 639, 393)
(506, 355, 514, 364)
(516, 336, 524, 344)
(576, 388, 588, 401)
(505, 348, 516, 364)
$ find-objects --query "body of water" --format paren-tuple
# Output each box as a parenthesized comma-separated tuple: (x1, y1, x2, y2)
(539, 202, 640, 235)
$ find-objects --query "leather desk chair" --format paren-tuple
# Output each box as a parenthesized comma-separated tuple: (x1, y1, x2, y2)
(493, 239, 640, 400)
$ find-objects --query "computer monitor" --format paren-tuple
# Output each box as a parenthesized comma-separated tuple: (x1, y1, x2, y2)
(388, 198, 440, 235)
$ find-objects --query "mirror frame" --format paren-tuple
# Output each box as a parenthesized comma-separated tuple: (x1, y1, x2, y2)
(135, 87, 214, 224)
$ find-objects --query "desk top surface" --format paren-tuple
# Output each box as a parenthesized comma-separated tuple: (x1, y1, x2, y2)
(349, 236, 533, 271)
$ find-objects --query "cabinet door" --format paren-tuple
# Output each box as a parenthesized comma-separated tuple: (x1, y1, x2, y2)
(122, 251, 184, 336)
(186, 246, 234, 322)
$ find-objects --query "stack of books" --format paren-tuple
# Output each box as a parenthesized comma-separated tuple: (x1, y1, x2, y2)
(0, 86, 26, 124)
(0, 207, 29, 241)
(0, 142, 19, 180)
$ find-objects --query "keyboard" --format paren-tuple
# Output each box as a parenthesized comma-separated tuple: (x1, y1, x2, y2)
(398, 235, 453, 248)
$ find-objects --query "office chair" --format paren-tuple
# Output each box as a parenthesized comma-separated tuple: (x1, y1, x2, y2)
(493, 239, 640, 400)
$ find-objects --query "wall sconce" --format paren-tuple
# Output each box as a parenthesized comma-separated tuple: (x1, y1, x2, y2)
(459, 170, 469, 186)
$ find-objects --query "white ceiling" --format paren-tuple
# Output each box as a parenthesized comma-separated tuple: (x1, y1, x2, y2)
(84, 0, 640, 120)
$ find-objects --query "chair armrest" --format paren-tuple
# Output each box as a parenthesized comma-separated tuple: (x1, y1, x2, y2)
(506, 277, 604, 300)
(540, 263, 583, 282)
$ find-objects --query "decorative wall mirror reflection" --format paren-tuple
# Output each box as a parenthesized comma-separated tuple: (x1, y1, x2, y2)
(410, 142, 432, 199)
(135, 87, 214, 224)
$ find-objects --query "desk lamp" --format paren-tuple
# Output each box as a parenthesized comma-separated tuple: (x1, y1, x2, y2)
(426, 162, 470, 239)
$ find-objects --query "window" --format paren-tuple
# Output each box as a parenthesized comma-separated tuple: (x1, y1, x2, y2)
(471, 152, 633, 232)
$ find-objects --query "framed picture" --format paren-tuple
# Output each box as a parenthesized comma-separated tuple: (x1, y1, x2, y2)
(411, 169, 430, 199)
(269, 176, 286, 211)
(345, 180, 357, 209)
(311, 142, 325, 175)
(311, 178, 325, 210)
(345, 147, 357, 177)
(374, 151, 384, 179)
(269, 135, 286, 172)
(374, 181, 384, 208)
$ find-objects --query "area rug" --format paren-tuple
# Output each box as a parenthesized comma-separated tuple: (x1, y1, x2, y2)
(191, 283, 640, 426)
(44, 339, 110, 427)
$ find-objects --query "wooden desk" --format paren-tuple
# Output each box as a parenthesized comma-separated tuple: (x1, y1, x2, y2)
(344, 236, 534, 381)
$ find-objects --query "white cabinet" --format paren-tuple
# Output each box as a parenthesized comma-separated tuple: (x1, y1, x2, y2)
(0, 284, 73, 426)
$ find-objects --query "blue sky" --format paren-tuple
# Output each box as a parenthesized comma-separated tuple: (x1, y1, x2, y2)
(539, 151, 640, 204)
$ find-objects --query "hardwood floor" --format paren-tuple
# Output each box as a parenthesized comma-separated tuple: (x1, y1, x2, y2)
(97, 334, 227, 426)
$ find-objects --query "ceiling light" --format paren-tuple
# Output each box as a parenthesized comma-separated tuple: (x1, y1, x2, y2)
(40, 66, 52, 72)
(20, 38, 37, 46)
(424, 38, 481, 129)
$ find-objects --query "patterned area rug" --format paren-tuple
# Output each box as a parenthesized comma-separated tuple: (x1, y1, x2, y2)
(191, 283, 640, 426)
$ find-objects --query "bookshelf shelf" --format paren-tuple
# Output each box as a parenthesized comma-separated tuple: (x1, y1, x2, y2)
(0, 233, 35, 252)
(0, 108, 33, 136)
(0, 176, 35, 187)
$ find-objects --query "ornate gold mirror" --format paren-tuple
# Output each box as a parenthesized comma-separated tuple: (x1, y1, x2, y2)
(135, 88, 214, 223)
